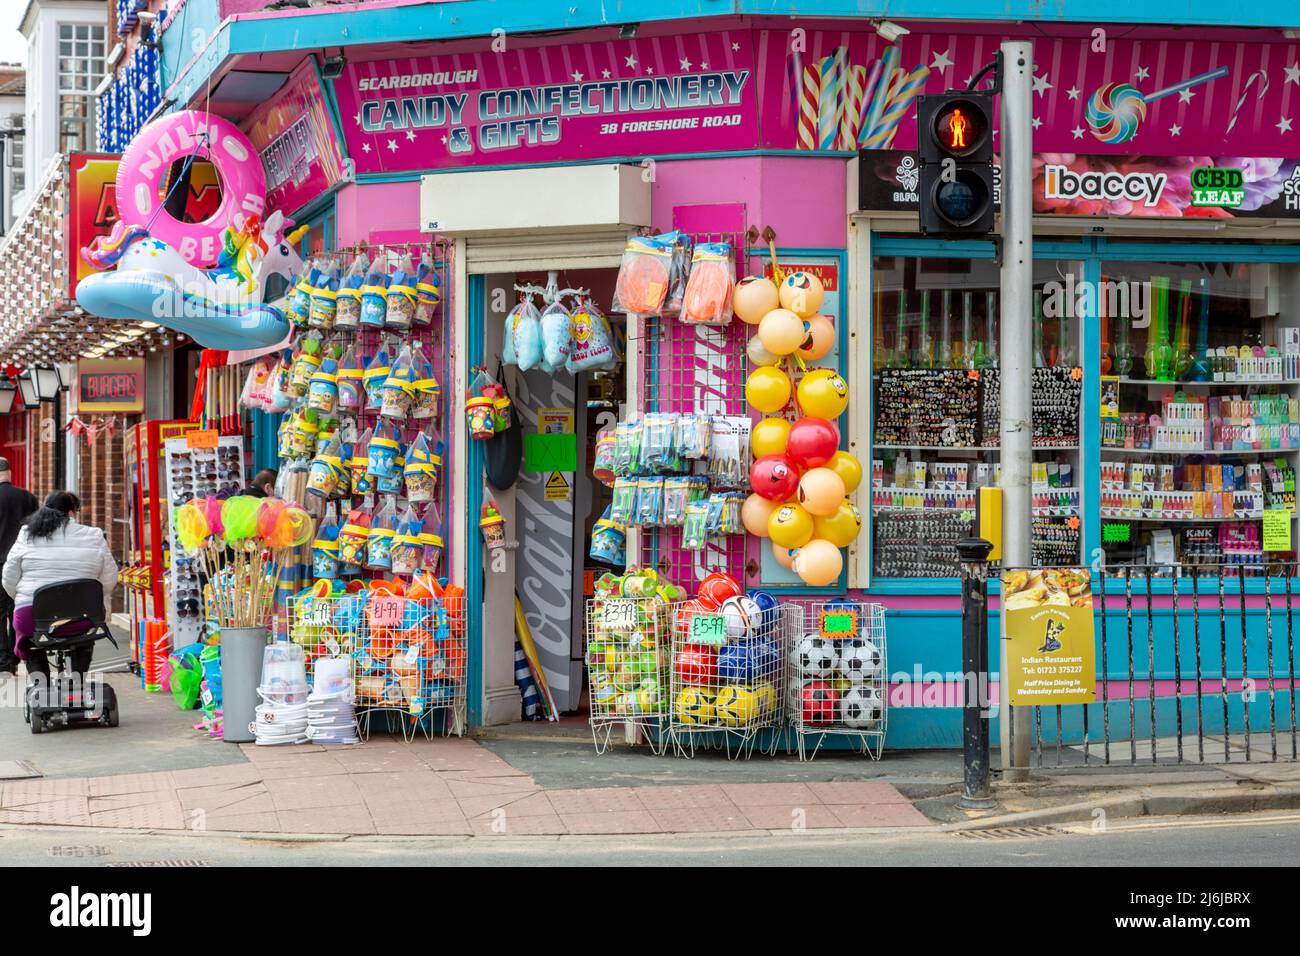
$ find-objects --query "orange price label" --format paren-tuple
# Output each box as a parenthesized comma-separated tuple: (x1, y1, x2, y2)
(186, 429, 219, 449)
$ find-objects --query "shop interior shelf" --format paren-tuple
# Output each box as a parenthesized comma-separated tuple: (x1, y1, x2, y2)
(1117, 378, 1300, 387)
(873, 444, 1080, 451)
(1101, 446, 1296, 456)
(1098, 514, 1288, 523)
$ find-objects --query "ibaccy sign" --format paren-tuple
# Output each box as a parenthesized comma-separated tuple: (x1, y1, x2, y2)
(1041, 165, 1168, 208)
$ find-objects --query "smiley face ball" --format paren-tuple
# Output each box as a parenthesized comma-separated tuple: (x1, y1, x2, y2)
(779, 272, 825, 318)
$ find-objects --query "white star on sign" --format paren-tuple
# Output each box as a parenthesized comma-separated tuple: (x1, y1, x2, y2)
(1066, 86, 1080, 100)
(701, 62, 709, 70)
(387, 139, 398, 152)
(440, 135, 448, 144)
(362, 142, 371, 153)
(1279, 116, 1295, 133)
(601, 69, 611, 78)
(732, 43, 740, 51)
(646, 67, 654, 75)
(625, 55, 637, 68)
(1169, 123, 1182, 136)
(1286, 63, 1300, 85)
(1031, 72, 1052, 95)
(930, 49, 953, 73)
(405, 130, 416, 142)
(1136, 66, 1150, 81)
(572, 71, 583, 82)
(1178, 88, 1195, 103)
(1072, 126, 1085, 139)
(353, 113, 362, 125)
(679, 57, 692, 70)
(1031, 116, 1042, 129)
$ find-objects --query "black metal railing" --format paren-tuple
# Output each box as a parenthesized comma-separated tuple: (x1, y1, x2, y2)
(1002, 562, 1299, 769)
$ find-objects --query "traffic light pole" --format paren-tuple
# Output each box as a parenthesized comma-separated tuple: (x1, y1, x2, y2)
(998, 40, 1034, 781)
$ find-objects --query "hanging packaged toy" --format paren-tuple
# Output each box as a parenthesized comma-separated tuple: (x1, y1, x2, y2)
(338, 508, 371, 567)
(306, 357, 339, 416)
(360, 257, 390, 328)
(508, 298, 544, 371)
(377, 443, 406, 494)
(288, 408, 320, 458)
(639, 412, 679, 474)
(613, 419, 643, 477)
(682, 501, 709, 551)
(676, 413, 712, 459)
(307, 434, 348, 499)
(415, 251, 441, 326)
(404, 432, 436, 502)
(540, 300, 573, 371)
(566, 298, 620, 373)
(610, 477, 637, 526)
(661, 476, 692, 527)
(420, 503, 444, 574)
(589, 505, 626, 566)
(662, 235, 693, 317)
(385, 253, 417, 331)
(681, 242, 735, 326)
(593, 428, 616, 486)
(480, 497, 507, 552)
(312, 517, 341, 580)
(289, 259, 318, 327)
(613, 233, 675, 317)
(381, 344, 417, 419)
(239, 356, 274, 411)
(410, 342, 440, 420)
(267, 352, 293, 413)
(337, 345, 363, 411)
(336, 253, 367, 330)
(466, 367, 500, 440)
(635, 477, 665, 527)
(367, 421, 401, 479)
(391, 507, 423, 575)
(350, 426, 373, 496)
(289, 330, 324, 396)
(363, 342, 392, 411)
(367, 498, 396, 570)
(308, 259, 339, 329)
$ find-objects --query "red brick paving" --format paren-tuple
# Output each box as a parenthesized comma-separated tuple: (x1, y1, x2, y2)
(0, 737, 934, 837)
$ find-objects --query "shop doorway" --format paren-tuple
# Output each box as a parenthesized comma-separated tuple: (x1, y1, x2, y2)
(479, 268, 626, 720)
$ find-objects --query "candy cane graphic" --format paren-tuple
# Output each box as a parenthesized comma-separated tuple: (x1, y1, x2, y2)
(798, 64, 821, 150)
(1225, 69, 1269, 135)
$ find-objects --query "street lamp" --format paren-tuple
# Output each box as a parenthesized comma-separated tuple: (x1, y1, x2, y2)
(16, 369, 37, 407)
(33, 366, 60, 402)
(0, 377, 15, 414)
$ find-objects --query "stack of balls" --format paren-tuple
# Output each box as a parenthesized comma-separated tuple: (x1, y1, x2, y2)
(587, 569, 686, 717)
(672, 573, 782, 728)
(789, 617, 884, 729)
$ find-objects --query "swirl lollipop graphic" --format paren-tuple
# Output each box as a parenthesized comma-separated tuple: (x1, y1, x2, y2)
(1086, 67, 1228, 144)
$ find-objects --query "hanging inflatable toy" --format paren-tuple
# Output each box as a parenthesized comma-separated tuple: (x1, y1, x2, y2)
(76, 111, 306, 350)
(733, 275, 780, 325)
(779, 271, 826, 318)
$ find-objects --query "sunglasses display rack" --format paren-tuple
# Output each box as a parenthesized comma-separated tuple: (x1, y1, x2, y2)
(163, 436, 246, 646)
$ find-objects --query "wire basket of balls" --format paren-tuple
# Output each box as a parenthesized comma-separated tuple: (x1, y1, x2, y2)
(584, 569, 685, 755)
(668, 574, 792, 759)
(788, 600, 887, 760)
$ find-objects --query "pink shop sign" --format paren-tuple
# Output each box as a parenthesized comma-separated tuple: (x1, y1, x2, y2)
(333, 32, 760, 173)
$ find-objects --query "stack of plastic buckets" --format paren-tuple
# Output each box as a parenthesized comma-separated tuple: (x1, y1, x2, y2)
(254, 644, 309, 745)
(307, 657, 358, 745)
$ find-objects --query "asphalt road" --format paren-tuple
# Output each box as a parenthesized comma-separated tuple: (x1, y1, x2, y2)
(3, 812, 1298, 867)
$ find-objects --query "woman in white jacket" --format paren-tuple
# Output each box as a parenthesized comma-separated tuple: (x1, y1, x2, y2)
(2, 491, 118, 679)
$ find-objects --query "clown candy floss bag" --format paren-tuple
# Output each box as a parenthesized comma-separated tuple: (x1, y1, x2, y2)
(567, 298, 619, 373)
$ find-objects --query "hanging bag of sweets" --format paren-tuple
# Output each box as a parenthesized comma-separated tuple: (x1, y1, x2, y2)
(308, 258, 339, 330)
(410, 341, 440, 420)
(385, 252, 418, 331)
(380, 344, 416, 419)
(613, 232, 675, 317)
(363, 341, 392, 411)
(335, 252, 367, 331)
(509, 298, 544, 371)
(566, 298, 619, 373)
(336, 344, 363, 411)
(360, 256, 390, 328)
(681, 242, 735, 326)
(415, 250, 441, 326)
(540, 300, 573, 371)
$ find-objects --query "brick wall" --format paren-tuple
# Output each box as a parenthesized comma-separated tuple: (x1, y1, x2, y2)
(27, 404, 56, 501)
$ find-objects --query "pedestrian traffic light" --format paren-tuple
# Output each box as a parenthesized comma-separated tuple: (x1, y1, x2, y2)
(916, 92, 995, 235)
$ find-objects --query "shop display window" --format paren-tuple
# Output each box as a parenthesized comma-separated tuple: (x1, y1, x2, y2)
(1098, 259, 1300, 573)
(869, 253, 1082, 578)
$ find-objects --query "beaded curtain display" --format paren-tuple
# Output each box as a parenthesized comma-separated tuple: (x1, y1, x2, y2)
(276, 238, 456, 620)
(637, 234, 749, 588)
